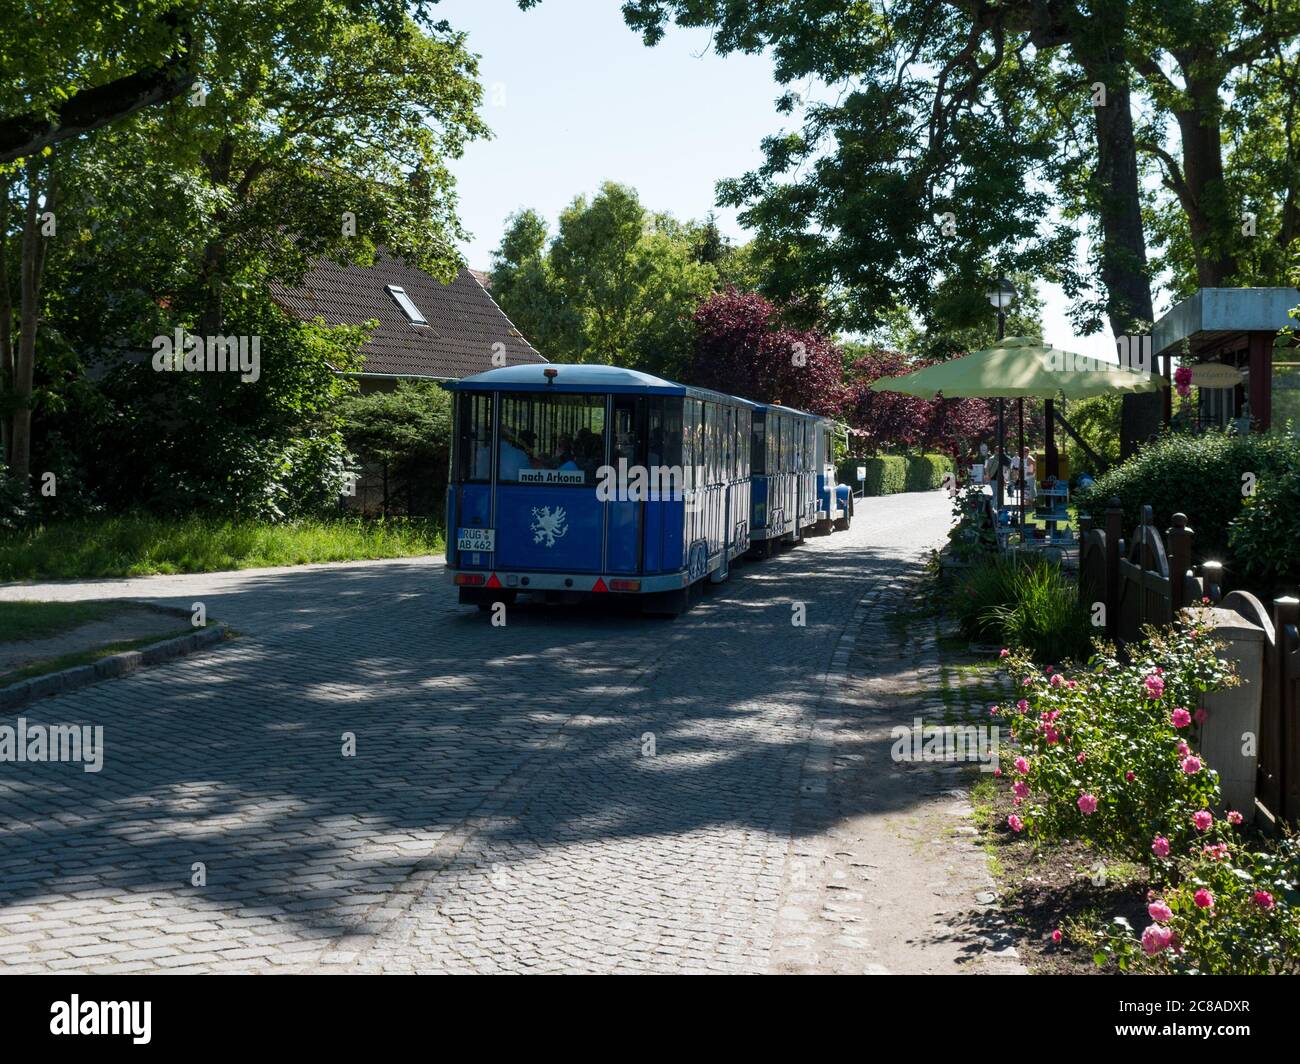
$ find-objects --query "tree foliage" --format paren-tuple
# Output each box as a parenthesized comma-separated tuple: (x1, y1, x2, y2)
(491, 182, 743, 378)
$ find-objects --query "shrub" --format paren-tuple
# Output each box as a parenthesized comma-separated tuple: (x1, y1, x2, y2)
(952, 554, 1092, 662)
(1064, 394, 1122, 478)
(1085, 835, 1300, 974)
(859, 455, 907, 495)
(996, 623, 1237, 863)
(1076, 430, 1300, 572)
(905, 452, 953, 492)
(1227, 463, 1300, 592)
(946, 483, 998, 560)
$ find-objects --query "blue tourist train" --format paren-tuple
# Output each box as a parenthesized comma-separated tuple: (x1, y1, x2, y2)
(444, 363, 854, 614)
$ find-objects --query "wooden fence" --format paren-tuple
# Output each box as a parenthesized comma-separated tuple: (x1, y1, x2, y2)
(1078, 498, 1299, 823)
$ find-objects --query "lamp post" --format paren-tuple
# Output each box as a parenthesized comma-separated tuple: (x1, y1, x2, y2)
(986, 278, 1016, 512)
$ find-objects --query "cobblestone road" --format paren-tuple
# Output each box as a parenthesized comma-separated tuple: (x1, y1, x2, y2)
(0, 491, 962, 973)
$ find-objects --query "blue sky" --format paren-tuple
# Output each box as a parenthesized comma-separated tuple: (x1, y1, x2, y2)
(439, 0, 1117, 360)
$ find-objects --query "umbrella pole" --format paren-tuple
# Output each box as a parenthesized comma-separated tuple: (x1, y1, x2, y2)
(996, 398, 1005, 511)
(1018, 397, 1026, 543)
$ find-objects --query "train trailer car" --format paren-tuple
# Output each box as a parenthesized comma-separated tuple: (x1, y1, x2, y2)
(814, 417, 854, 534)
(747, 403, 823, 556)
(445, 364, 755, 615)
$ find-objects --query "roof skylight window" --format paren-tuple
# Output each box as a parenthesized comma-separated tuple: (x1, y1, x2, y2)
(386, 285, 428, 325)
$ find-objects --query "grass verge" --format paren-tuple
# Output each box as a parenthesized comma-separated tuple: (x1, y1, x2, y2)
(0, 515, 444, 581)
(0, 628, 198, 687)
(0, 600, 125, 642)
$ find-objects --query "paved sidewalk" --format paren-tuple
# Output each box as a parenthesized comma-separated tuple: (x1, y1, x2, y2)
(0, 490, 1010, 973)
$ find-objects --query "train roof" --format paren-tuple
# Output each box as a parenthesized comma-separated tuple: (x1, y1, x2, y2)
(754, 401, 830, 422)
(447, 363, 758, 407)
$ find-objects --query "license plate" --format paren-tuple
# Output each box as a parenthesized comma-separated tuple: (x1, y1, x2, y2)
(457, 527, 495, 552)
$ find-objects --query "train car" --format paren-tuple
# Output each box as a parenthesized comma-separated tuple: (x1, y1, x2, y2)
(747, 403, 823, 555)
(444, 363, 755, 614)
(814, 417, 854, 534)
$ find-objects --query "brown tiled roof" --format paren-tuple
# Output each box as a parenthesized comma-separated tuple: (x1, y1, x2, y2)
(270, 253, 545, 379)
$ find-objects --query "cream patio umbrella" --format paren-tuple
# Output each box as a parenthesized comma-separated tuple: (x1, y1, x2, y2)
(870, 336, 1166, 537)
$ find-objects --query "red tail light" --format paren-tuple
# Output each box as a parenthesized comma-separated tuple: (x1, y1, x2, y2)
(454, 574, 485, 586)
(609, 579, 641, 592)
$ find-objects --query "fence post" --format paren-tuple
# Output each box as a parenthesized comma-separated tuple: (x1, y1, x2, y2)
(1274, 596, 1299, 822)
(1105, 497, 1123, 637)
(1168, 513, 1193, 614)
(1200, 561, 1224, 605)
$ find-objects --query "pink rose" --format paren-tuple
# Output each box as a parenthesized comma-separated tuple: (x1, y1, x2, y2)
(993, 767, 1002, 777)
(1050, 673, 1063, 688)
(1148, 900, 1172, 923)
(1016, 699, 1029, 714)
(1014, 757, 1030, 775)
(1125, 770, 1136, 782)
(1007, 815, 1024, 833)
(1152, 836, 1171, 858)
(1253, 890, 1275, 910)
(1193, 888, 1214, 909)
(1141, 924, 1173, 955)
(1181, 756, 1202, 775)
(1076, 752, 1086, 763)
(1144, 674, 1165, 699)
(1077, 793, 1098, 815)
(1012, 780, 1030, 799)
(1176, 740, 1190, 758)
(1192, 810, 1214, 832)
(1051, 928, 1062, 944)
(1171, 707, 1191, 728)
(1227, 810, 1243, 826)
(999, 648, 1009, 658)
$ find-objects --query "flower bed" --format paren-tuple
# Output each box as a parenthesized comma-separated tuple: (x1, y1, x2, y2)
(991, 623, 1300, 974)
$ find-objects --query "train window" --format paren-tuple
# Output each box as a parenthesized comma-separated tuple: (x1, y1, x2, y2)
(497, 392, 605, 483)
(705, 403, 718, 482)
(612, 396, 638, 468)
(456, 393, 494, 482)
(724, 406, 734, 479)
(686, 395, 696, 470)
(751, 412, 765, 475)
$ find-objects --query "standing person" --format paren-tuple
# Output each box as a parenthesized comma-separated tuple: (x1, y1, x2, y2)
(1013, 447, 1037, 504)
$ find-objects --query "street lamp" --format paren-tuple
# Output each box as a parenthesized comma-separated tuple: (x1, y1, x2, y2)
(986, 278, 1016, 510)
(986, 277, 1016, 340)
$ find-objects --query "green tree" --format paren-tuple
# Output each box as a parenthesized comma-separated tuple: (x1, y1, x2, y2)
(336, 380, 452, 517)
(491, 182, 717, 377)
(2, 0, 488, 514)
(585, 0, 1300, 456)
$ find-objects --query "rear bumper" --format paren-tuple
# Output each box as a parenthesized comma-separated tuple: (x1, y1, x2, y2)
(448, 568, 690, 594)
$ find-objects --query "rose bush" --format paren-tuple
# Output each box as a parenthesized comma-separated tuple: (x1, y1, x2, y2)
(994, 620, 1236, 862)
(1083, 834, 1300, 974)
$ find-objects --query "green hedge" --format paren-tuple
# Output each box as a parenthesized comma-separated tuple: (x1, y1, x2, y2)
(1076, 431, 1300, 583)
(905, 453, 954, 492)
(838, 454, 952, 496)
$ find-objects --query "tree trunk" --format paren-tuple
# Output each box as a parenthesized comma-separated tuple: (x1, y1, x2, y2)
(1079, 33, 1161, 457)
(1175, 68, 1236, 286)
(0, 174, 12, 469)
(10, 157, 53, 484)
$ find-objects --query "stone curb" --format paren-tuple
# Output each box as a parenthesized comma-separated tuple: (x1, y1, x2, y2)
(0, 621, 230, 711)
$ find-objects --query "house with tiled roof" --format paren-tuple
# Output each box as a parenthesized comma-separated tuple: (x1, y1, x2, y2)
(270, 251, 545, 386)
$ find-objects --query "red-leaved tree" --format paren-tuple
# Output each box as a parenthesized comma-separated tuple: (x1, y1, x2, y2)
(843, 349, 995, 457)
(686, 290, 845, 415)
